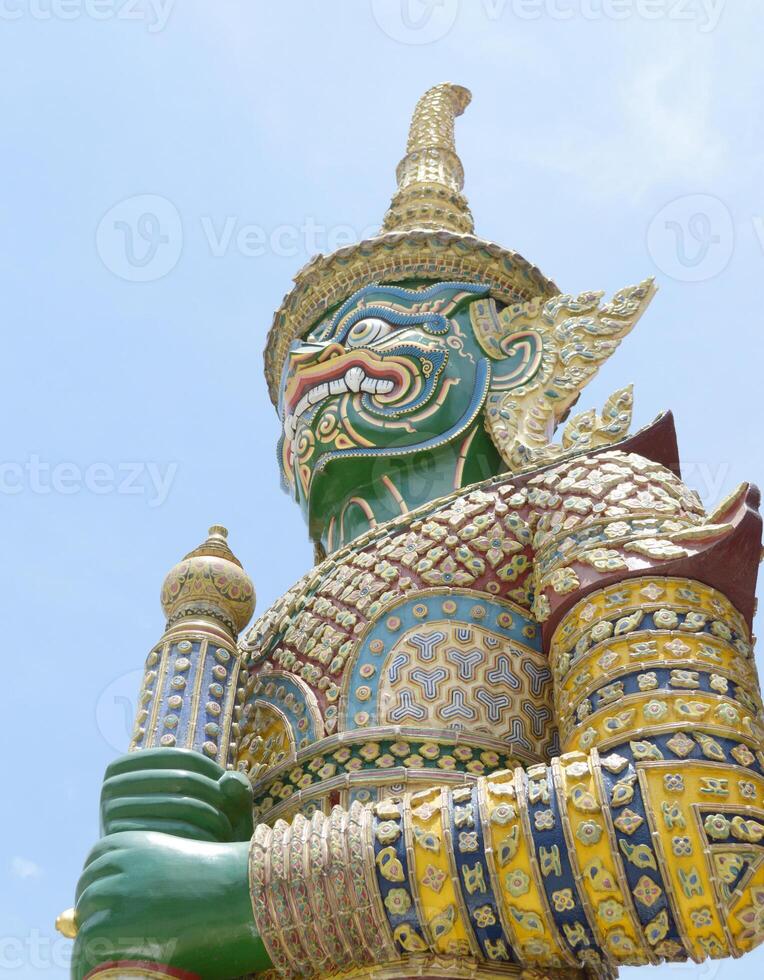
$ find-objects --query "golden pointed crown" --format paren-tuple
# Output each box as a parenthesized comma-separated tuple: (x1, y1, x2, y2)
(381, 83, 474, 235)
(264, 83, 558, 406)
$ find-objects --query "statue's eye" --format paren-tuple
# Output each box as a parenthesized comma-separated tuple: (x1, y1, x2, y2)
(344, 317, 395, 348)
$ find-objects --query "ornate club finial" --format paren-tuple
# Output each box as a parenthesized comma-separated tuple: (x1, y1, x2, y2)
(381, 82, 475, 235)
(160, 525, 255, 636)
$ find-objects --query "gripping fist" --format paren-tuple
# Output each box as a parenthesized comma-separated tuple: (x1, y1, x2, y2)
(99, 748, 254, 842)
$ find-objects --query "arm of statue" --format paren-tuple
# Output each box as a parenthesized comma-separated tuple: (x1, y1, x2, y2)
(73, 458, 764, 977)
(74, 568, 764, 978)
(245, 572, 764, 975)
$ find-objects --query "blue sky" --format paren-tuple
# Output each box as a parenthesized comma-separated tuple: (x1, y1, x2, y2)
(2, 1, 763, 977)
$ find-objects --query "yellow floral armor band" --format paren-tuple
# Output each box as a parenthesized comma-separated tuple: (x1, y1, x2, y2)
(248, 578, 764, 977)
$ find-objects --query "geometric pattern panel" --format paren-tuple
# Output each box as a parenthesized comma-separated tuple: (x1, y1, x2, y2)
(339, 590, 557, 760)
(380, 623, 551, 751)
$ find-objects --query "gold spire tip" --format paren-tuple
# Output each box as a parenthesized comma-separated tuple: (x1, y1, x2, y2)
(381, 82, 475, 236)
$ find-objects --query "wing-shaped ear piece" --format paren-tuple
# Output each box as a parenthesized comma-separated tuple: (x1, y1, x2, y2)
(469, 296, 545, 390)
(479, 278, 657, 473)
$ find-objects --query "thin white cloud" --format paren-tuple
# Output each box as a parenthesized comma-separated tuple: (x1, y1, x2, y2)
(10, 857, 42, 880)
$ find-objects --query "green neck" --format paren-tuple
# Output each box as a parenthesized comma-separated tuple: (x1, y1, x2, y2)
(313, 421, 504, 553)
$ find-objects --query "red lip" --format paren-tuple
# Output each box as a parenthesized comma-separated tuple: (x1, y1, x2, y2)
(284, 351, 408, 416)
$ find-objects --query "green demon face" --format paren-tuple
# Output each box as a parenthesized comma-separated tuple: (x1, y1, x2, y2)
(278, 281, 544, 551)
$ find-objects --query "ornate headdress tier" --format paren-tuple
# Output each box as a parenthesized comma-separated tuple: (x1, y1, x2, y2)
(381, 82, 474, 234)
(263, 82, 558, 406)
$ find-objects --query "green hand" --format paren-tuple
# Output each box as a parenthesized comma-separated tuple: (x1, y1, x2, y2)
(72, 831, 270, 980)
(99, 748, 254, 842)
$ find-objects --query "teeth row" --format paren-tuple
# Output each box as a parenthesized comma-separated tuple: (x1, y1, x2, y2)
(284, 367, 395, 440)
